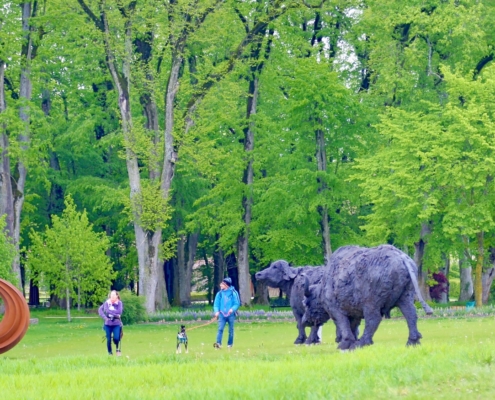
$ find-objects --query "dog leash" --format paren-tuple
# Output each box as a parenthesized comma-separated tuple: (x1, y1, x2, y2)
(183, 317, 217, 332)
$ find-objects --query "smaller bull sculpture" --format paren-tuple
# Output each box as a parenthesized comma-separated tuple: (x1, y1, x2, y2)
(301, 246, 365, 344)
(303, 244, 433, 350)
(255, 261, 324, 344)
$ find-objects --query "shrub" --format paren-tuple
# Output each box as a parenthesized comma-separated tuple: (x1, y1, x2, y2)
(119, 290, 147, 325)
(430, 272, 448, 301)
(449, 280, 460, 301)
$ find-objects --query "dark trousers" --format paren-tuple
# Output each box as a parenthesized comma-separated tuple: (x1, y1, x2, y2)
(104, 324, 121, 354)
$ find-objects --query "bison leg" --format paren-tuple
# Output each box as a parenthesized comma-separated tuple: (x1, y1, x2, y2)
(334, 318, 342, 343)
(397, 298, 422, 346)
(335, 318, 360, 344)
(305, 325, 321, 345)
(350, 317, 361, 341)
(331, 312, 356, 350)
(294, 319, 307, 344)
(357, 310, 382, 347)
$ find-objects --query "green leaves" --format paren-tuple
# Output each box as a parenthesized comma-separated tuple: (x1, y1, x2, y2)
(0, 217, 17, 283)
(27, 195, 114, 309)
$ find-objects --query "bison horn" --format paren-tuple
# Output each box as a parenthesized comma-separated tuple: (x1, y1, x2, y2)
(304, 275, 310, 297)
(0, 279, 30, 354)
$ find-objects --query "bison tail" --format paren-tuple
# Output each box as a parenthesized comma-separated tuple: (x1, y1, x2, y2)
(420, 299, 434, 315)
(403, 258, 434, 316)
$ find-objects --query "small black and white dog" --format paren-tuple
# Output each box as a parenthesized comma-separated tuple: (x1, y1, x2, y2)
(176, 325, 188, 354)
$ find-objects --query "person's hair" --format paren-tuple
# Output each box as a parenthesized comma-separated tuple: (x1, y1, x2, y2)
(109, 290, 119, 299)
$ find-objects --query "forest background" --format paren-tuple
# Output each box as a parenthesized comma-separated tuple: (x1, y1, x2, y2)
(2, 0, 495, 313)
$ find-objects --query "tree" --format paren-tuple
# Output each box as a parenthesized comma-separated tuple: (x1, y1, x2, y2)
(351, 0, 494, 299)
(0, 1, 47, 290)
(28, 196, 114, 321)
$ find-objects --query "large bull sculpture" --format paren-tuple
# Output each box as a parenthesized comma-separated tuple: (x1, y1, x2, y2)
(302, 244, 433, 350)
(255, 261, 324, 344)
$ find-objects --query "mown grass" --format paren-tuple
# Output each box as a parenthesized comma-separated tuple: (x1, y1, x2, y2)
(1, 312, 495, 399)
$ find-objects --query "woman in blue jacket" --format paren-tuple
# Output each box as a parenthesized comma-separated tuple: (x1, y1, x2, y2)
(213, 277, 241, 349)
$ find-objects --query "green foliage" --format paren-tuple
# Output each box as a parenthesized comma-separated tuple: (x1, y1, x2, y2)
(449, 279, 461, 301)
(119, 289, 147, 325)
(27, 195, 114, 316)
(130, 181, 172, 233)
(0, 216, 16, 283)
(5, 0, 495, 303)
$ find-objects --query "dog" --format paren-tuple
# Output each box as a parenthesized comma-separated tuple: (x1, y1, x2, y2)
(176, 325, 188, 354)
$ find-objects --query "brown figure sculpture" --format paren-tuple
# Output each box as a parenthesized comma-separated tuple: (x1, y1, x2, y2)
(0, 278, 30, 354)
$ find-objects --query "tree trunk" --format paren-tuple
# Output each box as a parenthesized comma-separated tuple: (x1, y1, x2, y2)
(161, 55, 182, 198)
(3, 2, 39, 290)
(77, 282, 81, 311)
(176, 236, 186, 306)
(413, 223, 431, 301)
(28, 279, 40, 306)
(177, 232, 199, 306)
(482, 267, 495, 304)
(154, 256, 168, 310)
(475, 231, 483, 307)
(315, 124, 332, 262)
(185, 232, 199, 303)
(482, 247, 495, 304)
(136, 33, 169, 311)
(253, 278, 269, 305)
(66, 287, 71, 323)
(171, 256, 180, 306)
(95, 5, 168, 313)
(0, 61, 15, 246)
(459, 249, 474, 301)
(236, 75, 258, 306)
(438, 253, 450, 303)
(235, 28, 275, 306)
(213, 239, 225, 299)
(202, 248, 213, 304)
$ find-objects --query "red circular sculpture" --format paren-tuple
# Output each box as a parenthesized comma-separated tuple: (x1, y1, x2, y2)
(0, 278, 30, 354)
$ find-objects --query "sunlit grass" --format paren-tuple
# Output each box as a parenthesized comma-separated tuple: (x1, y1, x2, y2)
(2, 313, 495, 399)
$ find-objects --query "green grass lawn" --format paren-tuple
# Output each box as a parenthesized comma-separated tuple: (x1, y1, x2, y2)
(2, 312, 495, 399)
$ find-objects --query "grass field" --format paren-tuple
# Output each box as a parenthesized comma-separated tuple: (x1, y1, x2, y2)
(2, 312, 495, 399)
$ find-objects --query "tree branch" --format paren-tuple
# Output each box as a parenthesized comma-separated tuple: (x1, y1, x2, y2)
(180, 1, 300, 134)
(234, 7, 249, 34)
(77, 0, 104, 31)
(302, 0, 328, 8)
(474, 54, 494, 79)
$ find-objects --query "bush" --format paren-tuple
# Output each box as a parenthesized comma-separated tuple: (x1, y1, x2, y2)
(430, 272, 448, 301)
(119, 290, 147, 325)
(449, 280, 460, 301)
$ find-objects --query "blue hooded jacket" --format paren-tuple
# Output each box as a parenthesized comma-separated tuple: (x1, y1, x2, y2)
(214, 286, 241, 316)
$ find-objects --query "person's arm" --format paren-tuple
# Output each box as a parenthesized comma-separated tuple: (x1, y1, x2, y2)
(114, 301, 123, 318)
(98, 303, 107, 321)
(213, 293, 220, 317)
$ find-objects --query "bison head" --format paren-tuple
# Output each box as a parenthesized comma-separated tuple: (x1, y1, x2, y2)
(301, 275, 326, 326)
(255, 260, 297, 288)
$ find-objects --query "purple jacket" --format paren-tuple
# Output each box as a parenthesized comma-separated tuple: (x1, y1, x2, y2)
(99, 300, 123, 326)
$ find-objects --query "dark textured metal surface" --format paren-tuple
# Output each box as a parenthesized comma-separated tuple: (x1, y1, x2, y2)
(0, 279, 30, 354)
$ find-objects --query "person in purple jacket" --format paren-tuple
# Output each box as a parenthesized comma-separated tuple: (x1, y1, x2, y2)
(99, 290, 123, 356)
